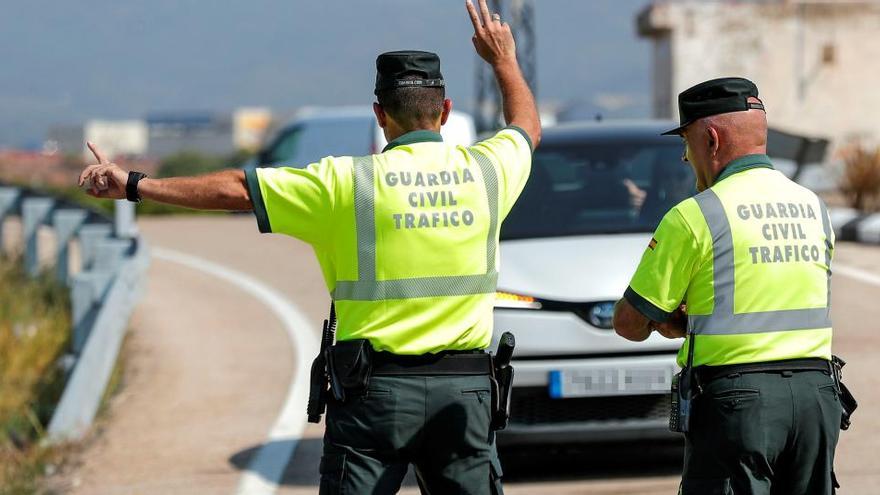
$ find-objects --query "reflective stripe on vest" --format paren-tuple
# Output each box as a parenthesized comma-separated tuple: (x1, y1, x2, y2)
(333, 152, 500, 301)
(688, 189, 833, 335)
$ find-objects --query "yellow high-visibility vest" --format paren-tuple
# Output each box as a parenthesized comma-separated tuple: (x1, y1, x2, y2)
(626, 154, 833, 367)
(246, 127, 532, 354)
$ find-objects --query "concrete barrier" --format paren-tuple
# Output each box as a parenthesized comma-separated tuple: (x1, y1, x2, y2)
(0, 183, 149, 441)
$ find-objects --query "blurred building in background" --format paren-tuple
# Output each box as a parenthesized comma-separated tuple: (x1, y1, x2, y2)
(638, 0, 880, 150)
(45, 108, 273, 161)
(233, 107, 273, 152)
(146, 108, 273, 158)
(47, 120, 148, 159)
(145, 111, 235, 159)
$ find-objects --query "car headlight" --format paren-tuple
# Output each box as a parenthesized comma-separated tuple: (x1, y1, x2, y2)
(494, 291, 542, 309)
(586, 301, 616, 329)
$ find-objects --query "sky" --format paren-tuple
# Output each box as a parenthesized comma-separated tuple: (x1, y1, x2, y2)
(0, 0, 653, 148)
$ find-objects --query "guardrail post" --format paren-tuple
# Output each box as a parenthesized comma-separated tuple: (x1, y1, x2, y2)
(114, 200, 138, 238)
(22, 197, 55, 277)
(77, 224, 113, 271)
(70, 236, 129, 354)
(93, 238, 133, 272)
(52, 209, 88, 284)
(129, 240, 151, 304)
(70, 271, 114, 354)
(0, 187, 21, 254)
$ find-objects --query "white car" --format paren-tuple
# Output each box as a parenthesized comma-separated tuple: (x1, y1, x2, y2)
(491, 120, 696, 445)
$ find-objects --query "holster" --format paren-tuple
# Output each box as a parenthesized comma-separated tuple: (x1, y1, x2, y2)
(307, 352, 328, 423)
(490, 367, 514, 431)
(326, 339, 373, 403)
(490, 332, 516, 431)
(831, 355, 857, 431)
(306, 303, 336, 424)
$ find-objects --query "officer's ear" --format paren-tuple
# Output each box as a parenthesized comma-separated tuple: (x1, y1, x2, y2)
(707, 126, 720, 157)
(440, 99, 453, 126)
(373, 102, 388, 129)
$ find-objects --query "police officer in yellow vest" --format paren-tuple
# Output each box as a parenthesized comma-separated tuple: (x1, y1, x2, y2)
(613, 78, 846, 495)
(77, 1, 539, 493)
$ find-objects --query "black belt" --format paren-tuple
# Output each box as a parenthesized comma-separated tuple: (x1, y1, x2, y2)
(371, 350, 491, 376)
(694, 357, 831, 385)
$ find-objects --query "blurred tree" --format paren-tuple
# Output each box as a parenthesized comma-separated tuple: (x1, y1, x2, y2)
(156, 151, 226, 178)
(225, 149, 255, 168)
(839, 145, 880, 212)
(156, 149, 255, 178)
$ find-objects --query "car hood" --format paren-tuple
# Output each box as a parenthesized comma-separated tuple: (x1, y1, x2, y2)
(498, 233, 652, 302)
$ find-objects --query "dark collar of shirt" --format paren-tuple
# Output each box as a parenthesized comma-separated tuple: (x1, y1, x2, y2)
(715, 153, 775, 183)
(383, 130, 444, 153)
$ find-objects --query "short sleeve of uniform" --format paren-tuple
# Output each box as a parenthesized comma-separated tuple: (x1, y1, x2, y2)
(467, 126, 533, 219)
(624, 207, 700, 322)
(244, 158, 339, 246)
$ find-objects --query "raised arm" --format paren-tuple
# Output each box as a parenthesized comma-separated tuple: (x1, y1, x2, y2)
(78, 142, 253, 211)
(466, 0, 541, 147)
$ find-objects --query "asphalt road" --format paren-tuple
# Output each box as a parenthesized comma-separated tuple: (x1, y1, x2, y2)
(63, 216, 880, 494)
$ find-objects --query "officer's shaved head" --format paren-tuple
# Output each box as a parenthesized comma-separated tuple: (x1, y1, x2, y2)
(377, 75, 446, 130)
(698, 97, 768, 150)
(683, 97, 768, 191)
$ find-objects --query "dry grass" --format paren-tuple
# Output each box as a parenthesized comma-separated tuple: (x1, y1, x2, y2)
(839, 144, 880, 212)
(0, 256, 71, 494)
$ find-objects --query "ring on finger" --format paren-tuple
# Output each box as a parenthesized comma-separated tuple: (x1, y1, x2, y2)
(492, 12, 501, 21)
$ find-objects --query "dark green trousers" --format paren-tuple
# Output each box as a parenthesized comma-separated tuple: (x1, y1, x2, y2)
(680, 370, 842, 495)
(319, 374, 504, 495)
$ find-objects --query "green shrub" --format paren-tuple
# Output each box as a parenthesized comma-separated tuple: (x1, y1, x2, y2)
(0, 257, 70, 492)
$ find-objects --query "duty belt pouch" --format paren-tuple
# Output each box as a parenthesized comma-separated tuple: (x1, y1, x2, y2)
(670, 368, 693, 433)
(670, 330, 696, 433)
(831, 355, 858, 430)
(326, 339, 373, 403)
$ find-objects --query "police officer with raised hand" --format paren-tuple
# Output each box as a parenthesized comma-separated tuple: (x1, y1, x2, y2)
(613, 78, 854, 494)
(78, 0, 539, 492)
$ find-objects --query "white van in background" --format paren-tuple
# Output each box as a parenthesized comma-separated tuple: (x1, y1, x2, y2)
(246, 106, 476, 169)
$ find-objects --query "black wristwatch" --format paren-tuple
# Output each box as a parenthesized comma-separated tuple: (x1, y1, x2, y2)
(126, 171, 148, 203)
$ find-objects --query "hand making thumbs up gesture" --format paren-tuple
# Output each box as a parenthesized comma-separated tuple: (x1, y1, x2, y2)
(78, 142, 128, 199)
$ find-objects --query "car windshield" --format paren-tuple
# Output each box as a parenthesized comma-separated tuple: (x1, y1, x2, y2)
(264, 117, 374, 167)
(500, 139, 695, 240)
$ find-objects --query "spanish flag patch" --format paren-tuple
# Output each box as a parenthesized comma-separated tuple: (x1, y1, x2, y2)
(648, 237, 658, 250)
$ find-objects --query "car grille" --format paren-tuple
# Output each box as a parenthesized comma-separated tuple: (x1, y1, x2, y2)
(509, 386, 668, 425)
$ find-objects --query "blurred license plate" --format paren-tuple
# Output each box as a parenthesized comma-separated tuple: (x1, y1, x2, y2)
(549, 366, 674, 398)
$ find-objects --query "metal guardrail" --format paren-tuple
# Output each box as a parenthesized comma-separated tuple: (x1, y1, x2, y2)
(0, 184, 150, 441)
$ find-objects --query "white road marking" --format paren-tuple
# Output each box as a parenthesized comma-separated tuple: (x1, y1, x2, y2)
(152, 247, 318, 495)
(835, 263, 880, 288)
